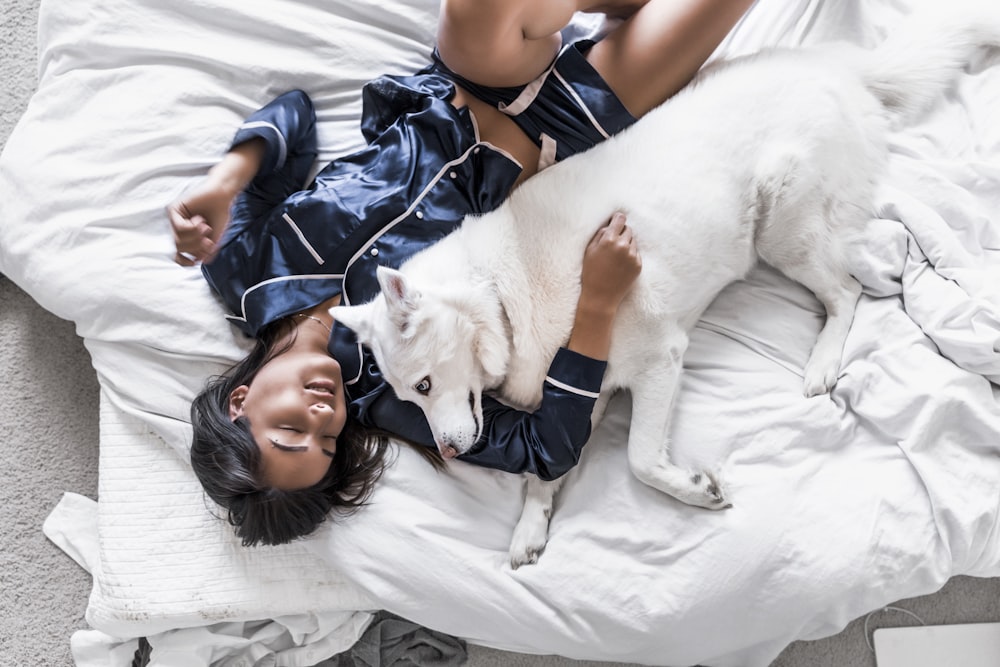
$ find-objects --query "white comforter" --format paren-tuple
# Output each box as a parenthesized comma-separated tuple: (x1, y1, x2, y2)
(3, 0, 1000, 665)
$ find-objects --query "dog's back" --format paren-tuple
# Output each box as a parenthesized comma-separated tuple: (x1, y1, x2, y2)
(488, 5, 1000, 399)
(485, 47, 882, 398)
(330, 3, 1000, 567)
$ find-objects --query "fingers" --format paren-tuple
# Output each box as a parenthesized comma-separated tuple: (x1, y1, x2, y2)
(174, 251, 198, 267)
(603, 211, 641, 268)
(629, 233, 642, 269)
(604, 212, 635, 250)
(168, 202, 216, 266)
(589, 211, 629, 247)
(607, 210, 628, 235)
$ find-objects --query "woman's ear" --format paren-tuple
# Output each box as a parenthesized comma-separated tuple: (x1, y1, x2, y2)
(228, 385, 250, 420)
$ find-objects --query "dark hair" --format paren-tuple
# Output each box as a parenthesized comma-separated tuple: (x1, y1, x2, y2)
(190, 318, 391, 547)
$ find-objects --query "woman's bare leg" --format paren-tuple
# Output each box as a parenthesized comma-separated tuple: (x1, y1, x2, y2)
(587, 0, 757, 116)
(440, 0, 755, 116)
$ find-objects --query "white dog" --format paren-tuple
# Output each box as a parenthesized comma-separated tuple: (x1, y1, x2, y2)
(333, 6, 1000, 567)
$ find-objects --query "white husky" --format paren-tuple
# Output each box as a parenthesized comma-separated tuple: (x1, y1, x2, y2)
(333, 7, 1000, 567)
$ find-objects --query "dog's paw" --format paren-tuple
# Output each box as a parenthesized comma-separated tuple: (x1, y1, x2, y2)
(803, 358, 840, 397)
(508, 514, 551, 570)
(679, 471, 731, 510)
(802, 369, 838, 397)
(633, 464, 731, 510)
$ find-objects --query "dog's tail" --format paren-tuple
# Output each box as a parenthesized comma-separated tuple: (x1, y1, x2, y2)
(858, 2, 1000, 121)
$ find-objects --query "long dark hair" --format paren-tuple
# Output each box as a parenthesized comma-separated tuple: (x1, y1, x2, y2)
(190, 318, 391, 547)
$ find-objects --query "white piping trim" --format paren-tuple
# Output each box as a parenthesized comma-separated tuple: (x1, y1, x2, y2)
(466, 104, 528, 165)
(553, 69, 610, 140)
(340, 143, 519, 303)
(497, 45, 569, 116)
(282, 213, 325, 265)
(499, 58, 558, 116)
(545, 375, 600, 399)
(538, 133, 558, 171)
(478, 140, 522, 169)
(344, 343, 365, 385)
(240, 120, 288, 168)
(230, 274, 343, 325)
(338, 142, 522, 385)
(467, 108, 481, 141)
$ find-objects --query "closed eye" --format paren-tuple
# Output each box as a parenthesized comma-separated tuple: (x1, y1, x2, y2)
(270, 439, 307, 453)
(271, 437, 335, 458)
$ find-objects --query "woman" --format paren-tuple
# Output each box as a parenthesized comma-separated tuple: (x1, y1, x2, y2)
(170, 0, 755, 546)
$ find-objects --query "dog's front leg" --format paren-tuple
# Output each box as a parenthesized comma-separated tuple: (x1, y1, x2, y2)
(627, 339, 730, 510)
(508, 475, 565, 569)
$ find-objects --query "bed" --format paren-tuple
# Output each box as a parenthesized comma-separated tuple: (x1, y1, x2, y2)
(3, 0, 1000, 665)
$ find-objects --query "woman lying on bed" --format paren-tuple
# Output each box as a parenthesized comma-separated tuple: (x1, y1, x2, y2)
(168, 0, 755, 547)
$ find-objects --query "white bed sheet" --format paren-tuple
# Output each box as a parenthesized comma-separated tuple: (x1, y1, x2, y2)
(3, 0, 1000, 665)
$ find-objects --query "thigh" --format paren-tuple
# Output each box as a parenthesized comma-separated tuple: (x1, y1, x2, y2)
(586, 0, 755, 116)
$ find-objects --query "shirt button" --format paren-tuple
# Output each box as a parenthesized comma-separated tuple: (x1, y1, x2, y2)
(369, 247, 379, 257)
(474, 146, 481, 154)
(415, 211, 424, 219)
(449, 171, 457, 179)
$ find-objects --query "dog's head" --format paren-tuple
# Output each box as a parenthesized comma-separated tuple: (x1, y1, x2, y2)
(331, 266, 510, 459)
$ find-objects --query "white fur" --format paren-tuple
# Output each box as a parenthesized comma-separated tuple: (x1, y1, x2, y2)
(333, 6, 1000, 568)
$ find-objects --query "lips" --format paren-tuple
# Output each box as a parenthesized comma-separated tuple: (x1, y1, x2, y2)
(305, 382, 338, 409)
(305, 380, 336, 395)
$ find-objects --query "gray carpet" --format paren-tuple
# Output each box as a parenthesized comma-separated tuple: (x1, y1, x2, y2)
(2, 1, 999, 665)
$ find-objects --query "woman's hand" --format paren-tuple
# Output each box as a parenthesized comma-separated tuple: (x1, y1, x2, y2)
(579, 211, 641, 314)
(168, 139, 265, 266)
(566, 211, 642, 360)
(167, 173, 238, 266)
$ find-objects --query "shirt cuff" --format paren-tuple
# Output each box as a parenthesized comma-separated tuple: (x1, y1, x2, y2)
(544, 347, 606, 399)
(231, 121, 287, 177)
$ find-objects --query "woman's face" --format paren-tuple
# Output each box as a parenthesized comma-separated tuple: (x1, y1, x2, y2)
(228, 350, 348, 490)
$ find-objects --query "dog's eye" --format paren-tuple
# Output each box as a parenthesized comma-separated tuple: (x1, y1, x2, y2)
(414, 376, 432, 395)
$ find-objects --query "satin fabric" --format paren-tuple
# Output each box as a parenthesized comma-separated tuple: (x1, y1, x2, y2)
(201, 63, 631, 478)
(431, 41, 637, 162)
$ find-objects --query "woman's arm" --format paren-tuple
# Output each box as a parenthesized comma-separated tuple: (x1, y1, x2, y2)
(168, 89, 318, 266)
(565, 211, 640, 360)
(360, 213, 641, 479)
(463, 212, 640, 477)
(168, 139, 264, 266)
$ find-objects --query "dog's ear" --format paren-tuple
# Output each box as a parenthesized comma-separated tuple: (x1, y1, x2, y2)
(476, 323, 510, 380)
(329, 303, 375, 343)
(376, 266, 420, 332)
(469, 298, 510, 380)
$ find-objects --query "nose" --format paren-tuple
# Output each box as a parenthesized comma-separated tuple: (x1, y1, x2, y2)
(308, 401, 337, 428)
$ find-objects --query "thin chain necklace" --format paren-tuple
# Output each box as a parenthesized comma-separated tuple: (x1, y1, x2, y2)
(295, 313, 332, 334)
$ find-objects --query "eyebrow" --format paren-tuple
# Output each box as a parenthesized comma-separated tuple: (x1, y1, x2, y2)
(270, 439, 335, 458)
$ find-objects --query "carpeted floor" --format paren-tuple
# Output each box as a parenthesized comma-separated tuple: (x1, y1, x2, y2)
(3, 1, 999, 666)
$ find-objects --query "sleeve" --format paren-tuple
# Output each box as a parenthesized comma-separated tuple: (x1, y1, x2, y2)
(200, 90, 321, 334)
(357, 347, 606, 480)
(460, 347, 606, 480)
(230, 89, 317, 179)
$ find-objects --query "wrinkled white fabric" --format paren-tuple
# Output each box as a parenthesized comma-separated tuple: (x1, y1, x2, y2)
(44, 494, 374, 667)
(5, 0, 1000, 665)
